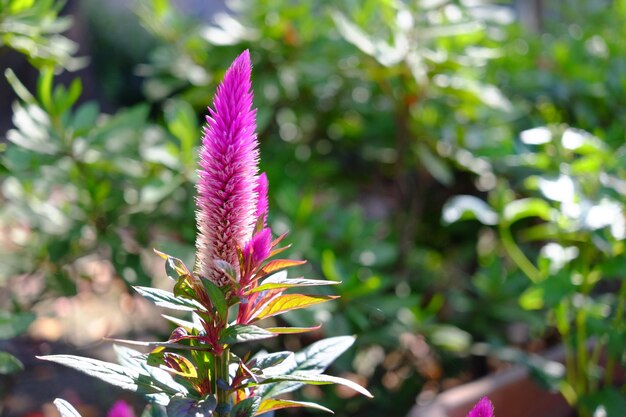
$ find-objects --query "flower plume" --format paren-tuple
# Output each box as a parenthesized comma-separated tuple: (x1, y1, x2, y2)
(195, 49, 259, 285)
(466, 397, 494, 417)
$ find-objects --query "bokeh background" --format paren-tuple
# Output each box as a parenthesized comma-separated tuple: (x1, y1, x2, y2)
(1, 1, 625, 417)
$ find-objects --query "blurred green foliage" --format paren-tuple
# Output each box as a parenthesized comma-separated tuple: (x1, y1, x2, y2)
(1, 0, 625, 416)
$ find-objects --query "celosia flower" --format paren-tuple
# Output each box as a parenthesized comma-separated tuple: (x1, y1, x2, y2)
(107, 400, 135, 417)
(255, 172, 269, 226)
(195, 50, 260, 286)
(466, 397, 494, 417)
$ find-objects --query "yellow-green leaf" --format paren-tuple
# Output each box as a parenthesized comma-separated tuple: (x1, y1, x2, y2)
(265, 325, 321, 334)
(255, 294, 338, 321)
(255, 399, 333, 415)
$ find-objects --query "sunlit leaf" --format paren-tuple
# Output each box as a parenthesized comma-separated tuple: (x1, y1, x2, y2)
(255, 294, 338, 321)
(442, 195, 498, 225)
(502, 198, 553, 225)
(259, 259, 306, 276)
(255, 399, 333, 415)
(264, 325, 321, 334)
(255, 371, 372, 398)
(53, 399, 83, 417)
(249, 274, 339, 293)
(260, 336, 355, 398)
(134, 286, 205, 312)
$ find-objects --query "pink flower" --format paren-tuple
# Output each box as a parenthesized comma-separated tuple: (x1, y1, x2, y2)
(107, 400, 135, 417)
(195, 50, 260, 286)
(466, 397, 494, 417)
(255, 172, 269, 226)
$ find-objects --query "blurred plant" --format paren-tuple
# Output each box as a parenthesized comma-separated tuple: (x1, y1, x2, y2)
(0, 0, 84, 70)
(444, 125, 626, 417)
(0, 66, 199, 304)
(487, 0, 626, 148)
(39, 50, 371, 417)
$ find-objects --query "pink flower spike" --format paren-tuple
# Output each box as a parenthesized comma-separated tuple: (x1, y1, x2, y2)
(195, 50, 259, 286)
(245, 228, 272, 268)
(107, 400, 135, 417)
(466, 397, 494, 417)
(255, 172, 269, 226)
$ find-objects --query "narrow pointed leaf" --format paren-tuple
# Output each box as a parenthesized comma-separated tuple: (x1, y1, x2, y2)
(249, 275, 340, 293)
(38, 355, 160, 393)
(256, 372, 372, 398)
(154, 250, 190, 280)
(219, 324, 276, 345)
(260, 259, 306, 276)
(54, 399, 83, 417)
(255, 399, 334, 415)
(231, 396, 261, 417)
(255, 294, 338, 321)
(201, 278, 228, 321)
(246, 351, 293, 371)
(134, 286, 206, 311)
(261, 336, 355, 398)
(104, 337, 212, 351)
(264, 325, 321, 334)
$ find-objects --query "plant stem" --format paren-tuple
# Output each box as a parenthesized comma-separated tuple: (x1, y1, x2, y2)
(499, 225, 541, 283)
(215, 347, 231, 417)
(604, 279, 626, 386)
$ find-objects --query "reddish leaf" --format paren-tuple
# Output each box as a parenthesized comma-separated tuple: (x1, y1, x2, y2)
(259, 259, 306, 276)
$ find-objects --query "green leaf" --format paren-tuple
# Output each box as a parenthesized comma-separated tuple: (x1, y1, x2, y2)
(201, 278, 228, 321)
(5, 69, 36, 104)
(250, 273, 340, 293)
(254, 294, 338, 321)
(255, 399, 333, 415)
(417, 144, 454, 186)
(247, 351, 293, 372)
(38, 354, 162, 394)
(0, 351, 24, 374)
(154, 249, 191, 280)
(502, 198, 553, 225)
(256, 371, 372, 398)
(134, 286, 205, 312)
(0, 311, 36, 339)
(37, 67, 54, 113)
(53, 399, 83, 417)
(219, 325, 276, 345)
(261, 336, 355, 398)
(442, 195, 498, 225)
(580, 388, 626, 417)
(230, 396, 261, 417)
(167, 395, 217, 417)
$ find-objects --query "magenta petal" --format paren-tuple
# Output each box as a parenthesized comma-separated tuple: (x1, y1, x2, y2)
(195, 50, 259, 285)
(466, 397, 494, 417)
(255, 172, 269, 226)
(107, 400, 135, 417)
(246, 227, 272, 266)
